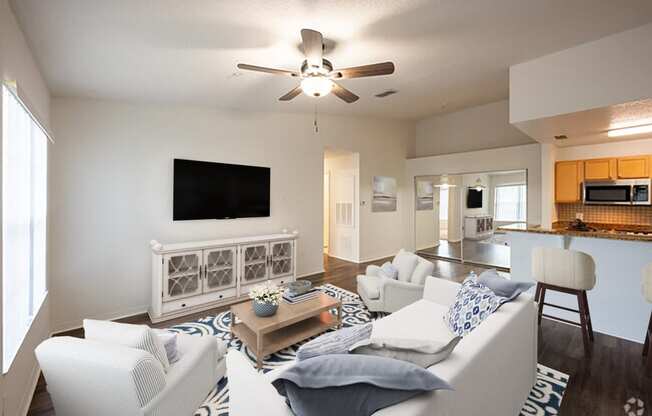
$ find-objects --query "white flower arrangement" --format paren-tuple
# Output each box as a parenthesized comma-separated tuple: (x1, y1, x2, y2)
(249, 281, 283, 305)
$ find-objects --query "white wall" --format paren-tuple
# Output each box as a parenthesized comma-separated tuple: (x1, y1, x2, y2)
(415, 100, 534, 157)
(556, 137, 652, 161)
(510, 23, 652, 124)
(0, 0, 52, 414)
(50, 98, 413, 331)
(405, 144, 542, 251)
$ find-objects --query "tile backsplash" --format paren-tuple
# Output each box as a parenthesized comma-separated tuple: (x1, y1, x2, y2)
(556, 203, 652, 226)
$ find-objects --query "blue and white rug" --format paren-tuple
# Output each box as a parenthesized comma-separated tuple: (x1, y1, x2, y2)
(167, 284, 569, 416)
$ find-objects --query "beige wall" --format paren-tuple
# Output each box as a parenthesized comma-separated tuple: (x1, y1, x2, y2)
(50, 98, 413, 331)
(0, 0, 52, 414)
(415, 100, 533, 157)
(510, 23, 652, 124)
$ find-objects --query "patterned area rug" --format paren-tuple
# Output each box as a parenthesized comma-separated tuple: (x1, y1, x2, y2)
(168, 284, 569, 416)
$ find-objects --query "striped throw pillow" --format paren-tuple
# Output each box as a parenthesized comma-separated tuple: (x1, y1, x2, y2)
(297, 323, 372, 361)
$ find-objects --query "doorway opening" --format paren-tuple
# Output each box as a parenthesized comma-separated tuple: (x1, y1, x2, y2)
(324, 148, 360, 264)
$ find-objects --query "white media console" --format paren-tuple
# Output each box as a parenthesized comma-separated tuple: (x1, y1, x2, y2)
(149, 233, 298, 323)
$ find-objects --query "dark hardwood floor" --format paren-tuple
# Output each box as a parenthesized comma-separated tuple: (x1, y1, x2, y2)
(418, 238, 510, 270)
(28, 255, 651, 416)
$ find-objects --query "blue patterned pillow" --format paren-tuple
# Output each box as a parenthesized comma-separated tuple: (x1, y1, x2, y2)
(444, 280, 503, 337)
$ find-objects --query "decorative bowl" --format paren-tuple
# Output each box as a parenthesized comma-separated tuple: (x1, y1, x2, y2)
(253, 300, 278, 317)
(287, 280, 312, 295)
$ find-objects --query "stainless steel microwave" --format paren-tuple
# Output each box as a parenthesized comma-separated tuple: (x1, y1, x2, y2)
(583, 179, 651, 205)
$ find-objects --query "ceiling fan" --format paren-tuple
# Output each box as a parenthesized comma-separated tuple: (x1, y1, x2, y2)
(237, 29, 395, 104)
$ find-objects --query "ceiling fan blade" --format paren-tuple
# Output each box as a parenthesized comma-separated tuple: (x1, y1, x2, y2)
(237, 63, 299, 77)
(278, 85, 303, 101)
(331, 82, 359, 103)
(331, 62, 395, 79)
(301, 29, 323, 69)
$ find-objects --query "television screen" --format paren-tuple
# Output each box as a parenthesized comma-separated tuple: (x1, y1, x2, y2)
(173, 159, 270, 220)
(467, 189, 483, 208)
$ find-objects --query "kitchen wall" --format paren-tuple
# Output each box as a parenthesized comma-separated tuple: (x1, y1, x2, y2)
(50, 98, 414, 332)
(415, 100, 534, 157)
(555, 137, 652, 225)
(0, 0, 52, 414)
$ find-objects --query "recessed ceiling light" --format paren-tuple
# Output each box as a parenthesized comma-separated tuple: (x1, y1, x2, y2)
(607, 124, 652, 138)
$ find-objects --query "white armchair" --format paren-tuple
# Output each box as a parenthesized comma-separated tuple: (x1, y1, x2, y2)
(357, 249, 434, 313)
(35, 330, 227, 416)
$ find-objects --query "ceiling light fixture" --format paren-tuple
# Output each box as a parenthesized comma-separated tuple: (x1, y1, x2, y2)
(607, 123, 652, 138)
(301, 76, 333, 98)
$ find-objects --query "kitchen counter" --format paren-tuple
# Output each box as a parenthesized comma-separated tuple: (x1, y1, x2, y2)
(498, 221, 652, 242)
(502, 223, 652, 343)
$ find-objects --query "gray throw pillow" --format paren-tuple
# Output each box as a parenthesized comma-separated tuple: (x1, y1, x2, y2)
(380, 262, 398, 279)
(478, 269, 534, 301)
(153, 329, 181, 364)
(348, 336, 461, 368)
(271, 354, 452, 416)
(296, 323, 372, 361)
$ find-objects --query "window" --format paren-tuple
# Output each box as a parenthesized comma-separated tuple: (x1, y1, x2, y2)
(494, 184, 526, 222)
(2, 84, 48, 373)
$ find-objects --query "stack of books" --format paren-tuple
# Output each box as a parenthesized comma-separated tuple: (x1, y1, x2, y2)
(282, 288, 320, 304)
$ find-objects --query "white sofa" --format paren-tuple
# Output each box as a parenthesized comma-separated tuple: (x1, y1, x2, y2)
(357, 249, 434, 312)
(35, 332, 227, 416)
(228, 276, 537, 416)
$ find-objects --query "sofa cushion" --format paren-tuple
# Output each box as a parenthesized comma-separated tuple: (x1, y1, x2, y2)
(411, 257, 434, 286)
(477, 269, 534, 301)
(444, 280, 503, 337)
(371, 299, 457, 346)
(296, 323, 372, 361)
(349, 336, 461, 368)
(392, 250, 419, 282)
(358, 276, 381, 299)
(271, 354, 452, 416)
(83, 319, 170, 371)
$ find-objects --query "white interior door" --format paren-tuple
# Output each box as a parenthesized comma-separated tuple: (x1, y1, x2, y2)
(330, 171, 357, 261)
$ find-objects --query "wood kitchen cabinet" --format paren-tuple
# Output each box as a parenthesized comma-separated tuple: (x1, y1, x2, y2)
(584, 158, 616, 181)
(555, 160, 583, 202)
(617, 156, 649, 178)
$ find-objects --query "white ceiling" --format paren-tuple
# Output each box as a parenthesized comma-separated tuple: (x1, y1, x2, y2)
(11, 0, 652, 120)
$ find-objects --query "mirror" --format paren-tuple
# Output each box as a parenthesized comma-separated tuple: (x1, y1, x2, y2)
(415, 170, 527, 270)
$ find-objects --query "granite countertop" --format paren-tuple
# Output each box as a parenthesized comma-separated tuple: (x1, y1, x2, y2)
(498, 222, 652, 242)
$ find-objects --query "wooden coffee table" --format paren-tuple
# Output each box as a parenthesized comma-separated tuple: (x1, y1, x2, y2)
(229, 293, 342, 369)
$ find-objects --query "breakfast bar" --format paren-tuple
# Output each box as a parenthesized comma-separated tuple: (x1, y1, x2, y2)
(502, 223, 652, 343)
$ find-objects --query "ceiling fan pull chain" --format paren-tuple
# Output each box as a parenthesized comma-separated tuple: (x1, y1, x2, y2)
(314, 104, 319, 133)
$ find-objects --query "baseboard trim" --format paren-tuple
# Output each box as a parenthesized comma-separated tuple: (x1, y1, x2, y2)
(358, 254, 396, 264)
(327, 254, 359, 263)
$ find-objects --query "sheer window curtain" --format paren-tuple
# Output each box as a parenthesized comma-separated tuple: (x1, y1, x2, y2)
(2, 85, 48, 373)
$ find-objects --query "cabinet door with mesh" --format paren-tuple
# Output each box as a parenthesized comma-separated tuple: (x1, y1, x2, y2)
(241, 243, 269, 284)
(163, 251, 203, 301)
(203, 247, 237, 293)
(270, 240, 293, 278)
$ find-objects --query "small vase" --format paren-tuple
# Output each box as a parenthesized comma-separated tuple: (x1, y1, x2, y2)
(253, 300, 278, 317)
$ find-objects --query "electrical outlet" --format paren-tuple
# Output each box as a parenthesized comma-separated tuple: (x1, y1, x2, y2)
(576, 212, 584, 221)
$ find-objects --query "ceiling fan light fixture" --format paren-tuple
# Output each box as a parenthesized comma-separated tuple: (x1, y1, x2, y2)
(301, 76, 333, 98)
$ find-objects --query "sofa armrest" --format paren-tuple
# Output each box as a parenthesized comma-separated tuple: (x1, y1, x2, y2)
(227, 350, 292, 416)
(380, 279, 425, 312)
(366, 264, 384, 277)
(422, 276, 461, 307)
(36, 337, 164, 416)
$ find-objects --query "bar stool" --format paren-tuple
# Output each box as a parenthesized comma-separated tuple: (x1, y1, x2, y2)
(643, 263, 652, 370)
(532, 247, 596, 354)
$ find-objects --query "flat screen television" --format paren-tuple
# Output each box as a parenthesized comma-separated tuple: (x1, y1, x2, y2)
(173, 158, 270, 220)
(467, 188, 483, 208)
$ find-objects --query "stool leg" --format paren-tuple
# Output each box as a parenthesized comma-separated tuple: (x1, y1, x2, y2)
(577, 291, 592, 354)
(582, 291, 594, 342)
(537, 285, 546, 326)
(644, 312, 651, 357)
